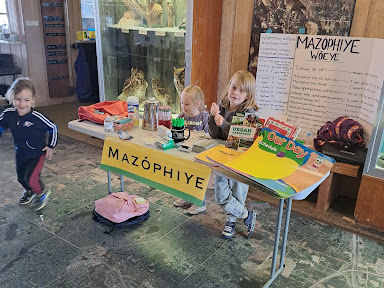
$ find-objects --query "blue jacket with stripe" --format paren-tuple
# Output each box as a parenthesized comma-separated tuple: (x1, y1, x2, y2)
(0, 107, 58, 159)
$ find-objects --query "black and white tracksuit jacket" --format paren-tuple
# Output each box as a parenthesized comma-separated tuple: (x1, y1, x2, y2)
(0, 107, 58, 159)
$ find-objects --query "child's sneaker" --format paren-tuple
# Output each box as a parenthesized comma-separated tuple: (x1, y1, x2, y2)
(173, 198, 190, 207)
(222, 221, 236, 239)
(244, 210, 257, 238)
(187, 204, 206, 215)
(18, 190, 36, 205)
(30, 189, 51, 211)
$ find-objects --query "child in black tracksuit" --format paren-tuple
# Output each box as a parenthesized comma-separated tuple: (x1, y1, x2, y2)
(0, 78, 57, 211)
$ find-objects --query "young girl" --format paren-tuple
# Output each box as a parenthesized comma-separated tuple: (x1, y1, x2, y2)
(173, 85, 209, 214)
(0, 78, 57, 211)
(177, 85, 209, 133)
(208, 70, 258, 239)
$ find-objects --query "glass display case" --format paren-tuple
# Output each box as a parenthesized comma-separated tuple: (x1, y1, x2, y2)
(95, 0, 191, 114)
(363, 81, 384, 179)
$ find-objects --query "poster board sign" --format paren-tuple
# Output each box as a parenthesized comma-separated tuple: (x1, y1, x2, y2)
(100, 137, 211, 207)
(256, 33, 384, 143)
(201, 128, 335, 200)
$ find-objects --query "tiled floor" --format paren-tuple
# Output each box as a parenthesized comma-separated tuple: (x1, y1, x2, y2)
(0, 132, 383, 287)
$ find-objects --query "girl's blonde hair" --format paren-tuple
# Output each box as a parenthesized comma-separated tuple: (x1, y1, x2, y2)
(5, 77, 36, 103)
(220, 70, 258, 111)
(182, 85, 205, 111)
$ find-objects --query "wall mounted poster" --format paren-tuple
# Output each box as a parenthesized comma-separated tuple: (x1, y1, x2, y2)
(255, 33, 384, 142)
(248, 0, 356, 75)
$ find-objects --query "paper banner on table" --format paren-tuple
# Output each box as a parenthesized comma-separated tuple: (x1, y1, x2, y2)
(100, 137, 211, 206)
(203, 128, 335, 199)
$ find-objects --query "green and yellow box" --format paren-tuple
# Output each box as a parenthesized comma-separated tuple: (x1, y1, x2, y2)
(77, 31, 88, 41)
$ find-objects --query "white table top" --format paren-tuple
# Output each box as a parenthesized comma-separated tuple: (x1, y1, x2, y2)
(68, 119, 224, 161)
(68, 120, 280, 195)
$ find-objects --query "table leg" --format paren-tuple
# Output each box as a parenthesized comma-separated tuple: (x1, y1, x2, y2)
(271, 199, 284, 277)
(279, 198, 292, 268)
(263, 198, 292, 288)
(107, 171, 112, 194)
(120, 175, 124, 192)
(107, 172, 124, 193)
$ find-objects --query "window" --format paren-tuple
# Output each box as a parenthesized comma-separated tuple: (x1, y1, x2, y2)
(0, 0, 9, 33)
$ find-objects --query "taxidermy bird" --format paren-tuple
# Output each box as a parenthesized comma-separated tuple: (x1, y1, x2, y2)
(122, 0, 146, 21)
(118, 68, 148, 108)
(151, 78, 171, 107)
(173, 67, 185, 96)
(166, 0, 174, 27)
(173, 67, 185, 112)
(146, 1, 163, 27)
(178, 18, 187, 30)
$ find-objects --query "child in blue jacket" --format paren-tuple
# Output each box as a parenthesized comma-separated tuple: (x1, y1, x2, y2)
(0, 78, 57, 211)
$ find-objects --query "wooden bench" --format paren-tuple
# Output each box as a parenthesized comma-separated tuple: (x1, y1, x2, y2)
(316, 162, 361, 211)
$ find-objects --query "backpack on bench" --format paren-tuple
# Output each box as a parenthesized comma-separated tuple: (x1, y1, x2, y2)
(92, 192, 150, 233)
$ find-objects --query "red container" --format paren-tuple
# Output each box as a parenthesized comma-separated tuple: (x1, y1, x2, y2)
(158, 119, 172, 129)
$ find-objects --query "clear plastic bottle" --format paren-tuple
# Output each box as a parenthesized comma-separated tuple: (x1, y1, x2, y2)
(104, 115, 114, 136)
(127, 96, 139, 126)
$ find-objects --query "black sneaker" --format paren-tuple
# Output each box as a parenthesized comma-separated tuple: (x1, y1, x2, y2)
(18, 190, 36, 205)
(244, 210, 257, 238)
(30, 189, 51, 211)
(222, 222, 236, 239)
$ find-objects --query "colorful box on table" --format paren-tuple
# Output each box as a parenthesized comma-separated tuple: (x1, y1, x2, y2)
(113, 117, 133, 132)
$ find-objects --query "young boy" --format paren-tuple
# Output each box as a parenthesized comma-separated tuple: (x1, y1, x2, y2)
(0, 78, 57, 211)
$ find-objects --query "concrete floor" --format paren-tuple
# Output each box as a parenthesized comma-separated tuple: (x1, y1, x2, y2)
(0, 132, 383, 287)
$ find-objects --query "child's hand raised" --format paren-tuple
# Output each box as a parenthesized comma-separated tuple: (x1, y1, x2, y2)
(210, 102, 220, 116)
(214, 114, 224, 126)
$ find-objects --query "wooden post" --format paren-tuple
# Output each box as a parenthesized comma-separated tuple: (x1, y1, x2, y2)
(217, 0, 254, 102)
(191, 0, 223, 109)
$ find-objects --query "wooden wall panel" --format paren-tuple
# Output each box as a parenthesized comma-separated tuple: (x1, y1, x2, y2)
(355, 175, 384, 231)
(20, 43, 28, 78)
(364, 0, 384, 38)
(349, 0, 371, 37)
(20, 0, 49, 106)
(217, 0, 236, 101)
(65, 0, 81, 87)
(40, 0, 70, 99)
(217, 0, 254, 102)
(230, 0, 254, 77)
(191, 0, 222, 109)
(351, 0, 384, 39)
